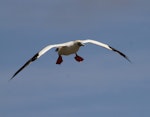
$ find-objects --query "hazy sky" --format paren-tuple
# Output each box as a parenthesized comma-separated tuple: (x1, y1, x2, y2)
(1, 0, 150, 117)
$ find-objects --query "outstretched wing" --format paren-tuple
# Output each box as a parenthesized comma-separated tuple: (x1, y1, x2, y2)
(81, 39, 131, 62)
(10, 43, 69, 80)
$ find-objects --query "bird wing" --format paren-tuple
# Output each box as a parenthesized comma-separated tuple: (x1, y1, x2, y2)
(81, 39, 131, 62)
(10, 42, 71, 80)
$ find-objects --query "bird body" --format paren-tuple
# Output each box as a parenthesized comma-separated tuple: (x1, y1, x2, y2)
(11, 39, 130, 80)
(56, 40, 82, 55)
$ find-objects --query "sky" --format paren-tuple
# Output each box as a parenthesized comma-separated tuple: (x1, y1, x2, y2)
(1, 0, 150, 117)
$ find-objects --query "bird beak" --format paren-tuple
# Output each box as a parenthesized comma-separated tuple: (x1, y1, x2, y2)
(80, 43, 85, 46)
(77, 42, 84, 46)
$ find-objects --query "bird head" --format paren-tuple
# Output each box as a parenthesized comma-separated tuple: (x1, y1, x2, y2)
(75, 40, 84, 47)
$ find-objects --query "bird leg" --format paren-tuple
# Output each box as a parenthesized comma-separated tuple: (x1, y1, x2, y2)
(74, 54, 84, 62)
(56, 55, 63, 64)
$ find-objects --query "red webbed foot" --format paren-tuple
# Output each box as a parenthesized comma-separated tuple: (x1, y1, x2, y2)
(74, 54, 84, 62)
(56, 55, 63, 64)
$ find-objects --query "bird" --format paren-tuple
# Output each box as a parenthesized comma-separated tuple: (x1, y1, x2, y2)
(10, 39, 130, 80)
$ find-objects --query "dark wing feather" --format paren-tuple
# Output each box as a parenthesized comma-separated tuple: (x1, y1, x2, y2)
(10, 53, 39, 80)
(109, 46, 131, 62)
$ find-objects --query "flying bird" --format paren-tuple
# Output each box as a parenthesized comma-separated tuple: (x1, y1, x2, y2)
(11, 39, 130, 80)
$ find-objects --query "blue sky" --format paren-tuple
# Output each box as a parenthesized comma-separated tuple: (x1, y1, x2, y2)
(1, 0, 150, 117)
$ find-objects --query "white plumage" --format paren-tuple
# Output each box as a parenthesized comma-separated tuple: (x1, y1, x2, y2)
(11, 39, 130, 79)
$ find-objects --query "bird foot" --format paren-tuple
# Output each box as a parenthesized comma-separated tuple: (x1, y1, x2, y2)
(56, 55, 63, 64)
(74, 55, 84, 62)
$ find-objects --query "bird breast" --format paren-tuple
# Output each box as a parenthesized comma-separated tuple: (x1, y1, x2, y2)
(58, 45, 80, 55)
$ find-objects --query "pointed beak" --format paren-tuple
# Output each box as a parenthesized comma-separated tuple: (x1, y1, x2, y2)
(77, 42, 84, 46)
(80, 43, 85, 46)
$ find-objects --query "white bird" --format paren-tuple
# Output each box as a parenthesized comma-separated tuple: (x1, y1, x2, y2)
(11, 39, 130, 80)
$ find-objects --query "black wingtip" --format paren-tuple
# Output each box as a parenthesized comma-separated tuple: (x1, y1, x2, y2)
(9, 75, 15, 81)
(109, 46, 131, 63)
(124, 55, 131, 63)
(9, 53, 39, 81)
(10, 72, 18, 80)
(9, 69, 21, 81)
(123, 55, 131, 63)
